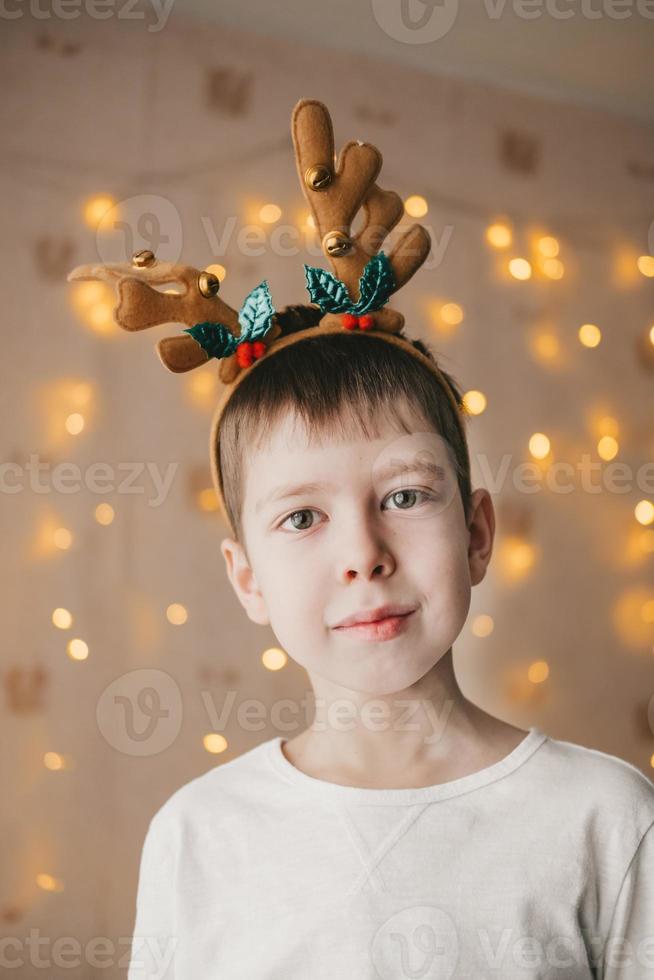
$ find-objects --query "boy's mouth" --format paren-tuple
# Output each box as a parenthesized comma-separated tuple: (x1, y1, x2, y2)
(331, 603, 416, 629)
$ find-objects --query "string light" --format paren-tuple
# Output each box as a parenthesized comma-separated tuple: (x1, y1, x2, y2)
(261, 647, 287, 671)
(65, 413, 85, 435)
(508, 258, 532, 280)
(53, 527, 72, 550)
(485, 222, 512, 248)
(259, 203, 282, 224)
(166, 603, 188, 625)
(527, 660, 549, 683)
(36, 873, 64, 893)
(636, 255, 654, 277)
(404, 195, 428, 218)
(204, 263, 226, 282)
(463, 390, 487, 415)
(94, 503, 115, 526)
(528, 433, 551, 459)
(635, 500, 654, 526)
(83, 194, 115, 228)
(537, 236, 559, 257)
(578, 323, 601, 348)
(542, 258, 564, 279)
(471, 614, 494, 638)
(597, 436, 619, 461)
(203, 733, 228, 754)
(52, 608, 73, 629)
(440, 302, 464, 326)
(67, 638, 89, 660)
(197, 488, 219, 512)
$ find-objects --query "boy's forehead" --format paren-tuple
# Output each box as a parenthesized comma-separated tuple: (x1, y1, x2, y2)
(242, 407, 454, 514)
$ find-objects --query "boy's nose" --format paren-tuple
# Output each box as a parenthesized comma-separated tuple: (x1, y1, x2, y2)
(337, 523, 396, 582)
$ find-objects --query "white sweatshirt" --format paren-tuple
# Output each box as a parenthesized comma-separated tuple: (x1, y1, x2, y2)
(127, 727, 654, 979)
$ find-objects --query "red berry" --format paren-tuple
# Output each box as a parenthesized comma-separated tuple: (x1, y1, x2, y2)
(359, 314, 374, 330)
(252, 341, 267, 359)
(236, 343, 253, 368)
(342, 313, 357, 330)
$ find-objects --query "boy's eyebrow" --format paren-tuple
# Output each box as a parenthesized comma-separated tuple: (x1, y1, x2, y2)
(255, 459, 447, 514)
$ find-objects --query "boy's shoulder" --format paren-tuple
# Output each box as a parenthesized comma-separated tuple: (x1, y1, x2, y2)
(535, 730, 654, 836)
(146, 737, 279, 837)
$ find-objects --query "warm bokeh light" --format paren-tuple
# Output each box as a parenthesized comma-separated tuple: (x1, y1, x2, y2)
(529, 433, 551, 459)
(598, 415, 619, 438)
(578, 323, 601, 348)
(65, 413, 85, 435)
(83, 194, 115, 228)
(463, 390, 487, 415)
(508, 258, 532, 280)
(52, 608, 73, 630)
(404, 195, 428, 218)
(485, 222, 512, 248)
(203, 733, 228, 754)
(612, 587, 654, 649)
(635, 500, 654, 526)
(36, 873, 64, 893)
(527, 660, 549, 684)
(166, 603, 188, 625)
(53, 527, 72, 550)
(204, 263, 227, 282)
(70, 281, 116, 336)
(498, 536, 537, 582)
(261, 647, 288, 671)
(259, 203, 282, 223)
(542, 258, 564, 279)
(649, 325, 654, 346)
(440, 302, 464, 325)
(471, 614, 494, 638)
(186, 369, 218, 410)
(530, 331, 561, 363)
(95, 503, 115, 526)
(642, 600, 654, 624)
(636, 255, 654, 277)
(597, 436, 618, 461)
(537, 236, 559, 257)
(44, 752, 65, 771)
(198, 488, 219, 512)
(67, 638, 89, 661)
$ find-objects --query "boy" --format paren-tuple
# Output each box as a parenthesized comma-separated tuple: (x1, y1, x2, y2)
(127, 325, 654, 980)
(67, 98, 653, 979)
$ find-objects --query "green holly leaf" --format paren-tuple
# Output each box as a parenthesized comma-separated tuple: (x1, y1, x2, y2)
(238, 280, 275, 343)
(304, 265, 351, 313)
(353, 253, 396, 315)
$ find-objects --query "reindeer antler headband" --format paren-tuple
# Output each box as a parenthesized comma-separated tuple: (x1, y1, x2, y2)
(67, 99, 466, 536)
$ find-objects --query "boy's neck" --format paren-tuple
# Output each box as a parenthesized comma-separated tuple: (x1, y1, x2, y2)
(280, 650, 529, 790)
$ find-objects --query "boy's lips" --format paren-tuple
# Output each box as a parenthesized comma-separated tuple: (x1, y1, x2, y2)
(331, 603, 416, 629)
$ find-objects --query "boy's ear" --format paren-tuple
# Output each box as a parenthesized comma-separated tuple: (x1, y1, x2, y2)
(220, 537, 270, 626)
(467, 489, 495, 587)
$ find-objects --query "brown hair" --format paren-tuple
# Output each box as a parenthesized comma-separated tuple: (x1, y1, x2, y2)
(217, 305, 472, 546)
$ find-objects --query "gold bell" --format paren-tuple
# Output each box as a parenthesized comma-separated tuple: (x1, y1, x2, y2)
(323, 231, 352, 257)
(198, 271, 221, 298)
(132, 249, 156, 268)
(305, 165, 332, 191)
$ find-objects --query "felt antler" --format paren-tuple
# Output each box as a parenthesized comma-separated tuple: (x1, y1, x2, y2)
(67, 252, 281, 381)
(291, 99, 431, 333)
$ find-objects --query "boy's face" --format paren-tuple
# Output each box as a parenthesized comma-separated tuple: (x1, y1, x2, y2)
(221, 401, 494, 698)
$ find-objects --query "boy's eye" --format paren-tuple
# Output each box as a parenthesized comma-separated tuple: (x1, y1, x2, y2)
(277, 488, 435, 533)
